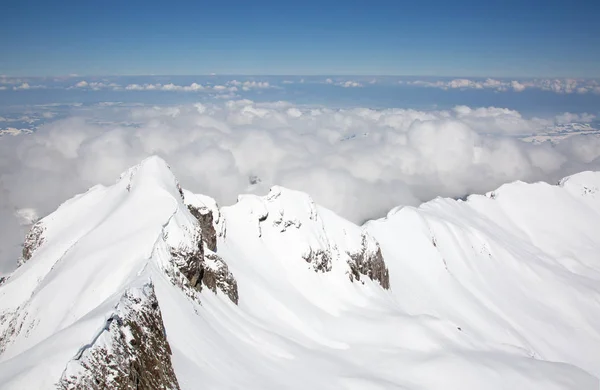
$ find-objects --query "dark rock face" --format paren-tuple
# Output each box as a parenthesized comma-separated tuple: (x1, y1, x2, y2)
(168, 216, 238, 305)
(57, 284, 180, 390)
(20, 221, 45, 265)
(168, 203, 238, 304)
(187, 205, 218, 252)
(347, 233, 390, 290)
(203, 253, 239, 305)
(169, 244, 239, 305)
(302, 248, 332, 272)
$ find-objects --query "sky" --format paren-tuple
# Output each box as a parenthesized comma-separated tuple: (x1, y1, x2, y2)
(1, 0, 599, 77)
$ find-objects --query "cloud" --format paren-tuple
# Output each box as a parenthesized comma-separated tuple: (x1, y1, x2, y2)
(119, 82, 243, 94)
(324, 78, 363, 88)
(0, 101, 599, 273)
(227, 80, 272, 91)
(511, 80, 526, 92)
(554, 112, 596, 124)
(12, 83, 46, 91)
(407, 77, 600, 94)
(0, 77, 30, 85)
(69, 80, 119, 90)
(340, 81, 362, 88)
(116, 80, 272, 93)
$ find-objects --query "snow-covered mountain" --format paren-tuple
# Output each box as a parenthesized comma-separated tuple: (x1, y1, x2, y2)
(0, 156, 599, 389)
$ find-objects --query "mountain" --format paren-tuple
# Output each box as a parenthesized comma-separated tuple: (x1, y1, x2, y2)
(0, 156, 599, 390)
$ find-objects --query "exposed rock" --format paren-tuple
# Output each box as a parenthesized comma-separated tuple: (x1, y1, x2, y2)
(187, 205, 218, 252)
(302, 248, 332, 272)
(203, 253, 239, 305)
(272, 211, 302, 233)
(57, 283, 180, 390)
(176, 182, 185, 201)
(347, 233, 390, 289)
(0, 308, 27, 355)
(20, 221, 45, 265)
(167, 229, 205, 303)
(168, 229, 238, 305)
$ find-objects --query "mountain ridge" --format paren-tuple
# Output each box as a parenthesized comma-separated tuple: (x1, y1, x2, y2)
(0, 155, 599, 389)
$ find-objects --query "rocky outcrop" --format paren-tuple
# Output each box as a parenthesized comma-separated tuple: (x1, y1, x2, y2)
(169, 244, 238, 305)
(187, 205, 217, 252)
(57, 283, 180, 390)
(302, 248, 332, 272)
(0, 307, 27, 355)
(347, 233, 390, 289)
(167, 220, 238, 305)
(202, 253, 239, 305)
(20, 221, 45, 265)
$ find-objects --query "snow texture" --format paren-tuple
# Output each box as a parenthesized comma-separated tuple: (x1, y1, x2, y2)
(0, 156, 599, 389)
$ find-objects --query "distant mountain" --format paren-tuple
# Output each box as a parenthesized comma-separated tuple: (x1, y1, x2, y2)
(0, 156, 599, 389)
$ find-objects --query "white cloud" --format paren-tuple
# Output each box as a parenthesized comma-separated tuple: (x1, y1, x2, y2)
(227, 80, 273, 91)
(69, 81, 119, 90)
(323, 79, 363, 88)
(407, 77, 600, 94)
(340, 81, 363, 88)
(12, 83, 46, 91)
(119, 81, 246, 93)
(1, 101, 599, 273)
(511, 80, 526, 92)
(554, 112, 596, 124)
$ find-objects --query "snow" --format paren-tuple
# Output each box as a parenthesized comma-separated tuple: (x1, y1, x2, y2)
(1, 156, 599, 389)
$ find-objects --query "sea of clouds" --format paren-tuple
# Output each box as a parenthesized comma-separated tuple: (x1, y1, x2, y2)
(0, 99, 599, 273)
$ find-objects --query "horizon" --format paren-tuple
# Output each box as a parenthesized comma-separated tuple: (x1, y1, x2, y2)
(4, 74, 600, 79)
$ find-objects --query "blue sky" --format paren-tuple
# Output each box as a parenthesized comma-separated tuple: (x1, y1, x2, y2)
(1, 0, 599, 77)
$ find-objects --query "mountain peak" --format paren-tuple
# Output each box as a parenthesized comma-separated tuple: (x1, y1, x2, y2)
(1, 159, 600, 389)
(118, 155, 185, 200)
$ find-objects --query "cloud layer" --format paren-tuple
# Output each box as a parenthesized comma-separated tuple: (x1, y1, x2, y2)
(0, 100, 599, 273)
(2, 76, 599, 95)
(404, 78, 600, 94)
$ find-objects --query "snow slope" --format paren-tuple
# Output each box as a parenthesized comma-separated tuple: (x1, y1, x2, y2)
(0, 156, 599, 389)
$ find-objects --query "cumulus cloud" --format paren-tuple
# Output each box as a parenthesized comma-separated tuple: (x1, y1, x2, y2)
(69, 80, 119, 90)
(553, 112, 595, 124)
(340, 81, 363, 88)
(408, 78, 600, 94)
(0, 101, 599, 273)
(12, 83, 46, 91)
(511, 80, 526, 92)
(324, 78, 363, 88)
(227, 80, 272, 91)
(119, 80, 273, 93)
(67, 80, 272, 94)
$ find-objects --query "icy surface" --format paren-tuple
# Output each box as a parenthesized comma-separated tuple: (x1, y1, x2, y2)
(0, 156, 599, 389)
